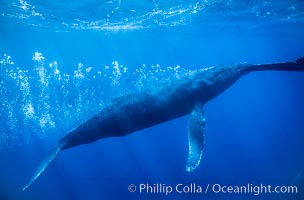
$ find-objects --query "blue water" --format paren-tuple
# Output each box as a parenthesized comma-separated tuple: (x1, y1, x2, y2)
(1, 0, 304, 199)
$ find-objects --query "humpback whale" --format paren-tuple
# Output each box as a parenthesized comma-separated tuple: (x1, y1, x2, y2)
(23, 57, 304, 191)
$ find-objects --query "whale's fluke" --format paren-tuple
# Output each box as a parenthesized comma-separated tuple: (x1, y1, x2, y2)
(186, 103, 206, 172)
(23, 141, 65, 191)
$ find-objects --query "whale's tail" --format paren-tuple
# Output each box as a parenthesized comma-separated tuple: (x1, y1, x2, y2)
(23, 141, 65, 191)
(241, 56, 304, 72)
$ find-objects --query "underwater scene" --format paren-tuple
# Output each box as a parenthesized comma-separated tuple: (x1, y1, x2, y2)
(0, 0, 304, 199)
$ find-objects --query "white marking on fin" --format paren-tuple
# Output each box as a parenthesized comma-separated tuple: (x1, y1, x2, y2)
(186, 103, 206, 172)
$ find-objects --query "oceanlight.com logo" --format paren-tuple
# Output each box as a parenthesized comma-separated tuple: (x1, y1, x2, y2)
(127, 183, 298, 196)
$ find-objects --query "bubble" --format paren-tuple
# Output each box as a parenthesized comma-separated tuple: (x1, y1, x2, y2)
(86, 67, 92, 73)
(0, 53, 191, 149)
(32, 52, 45, 62)
(24, 103, 35, 119)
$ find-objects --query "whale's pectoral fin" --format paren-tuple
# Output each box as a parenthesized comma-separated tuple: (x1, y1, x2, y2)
(186, 103, 206, 172)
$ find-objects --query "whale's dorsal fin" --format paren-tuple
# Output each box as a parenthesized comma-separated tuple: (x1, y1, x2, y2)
(186, 103, 206, 172)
